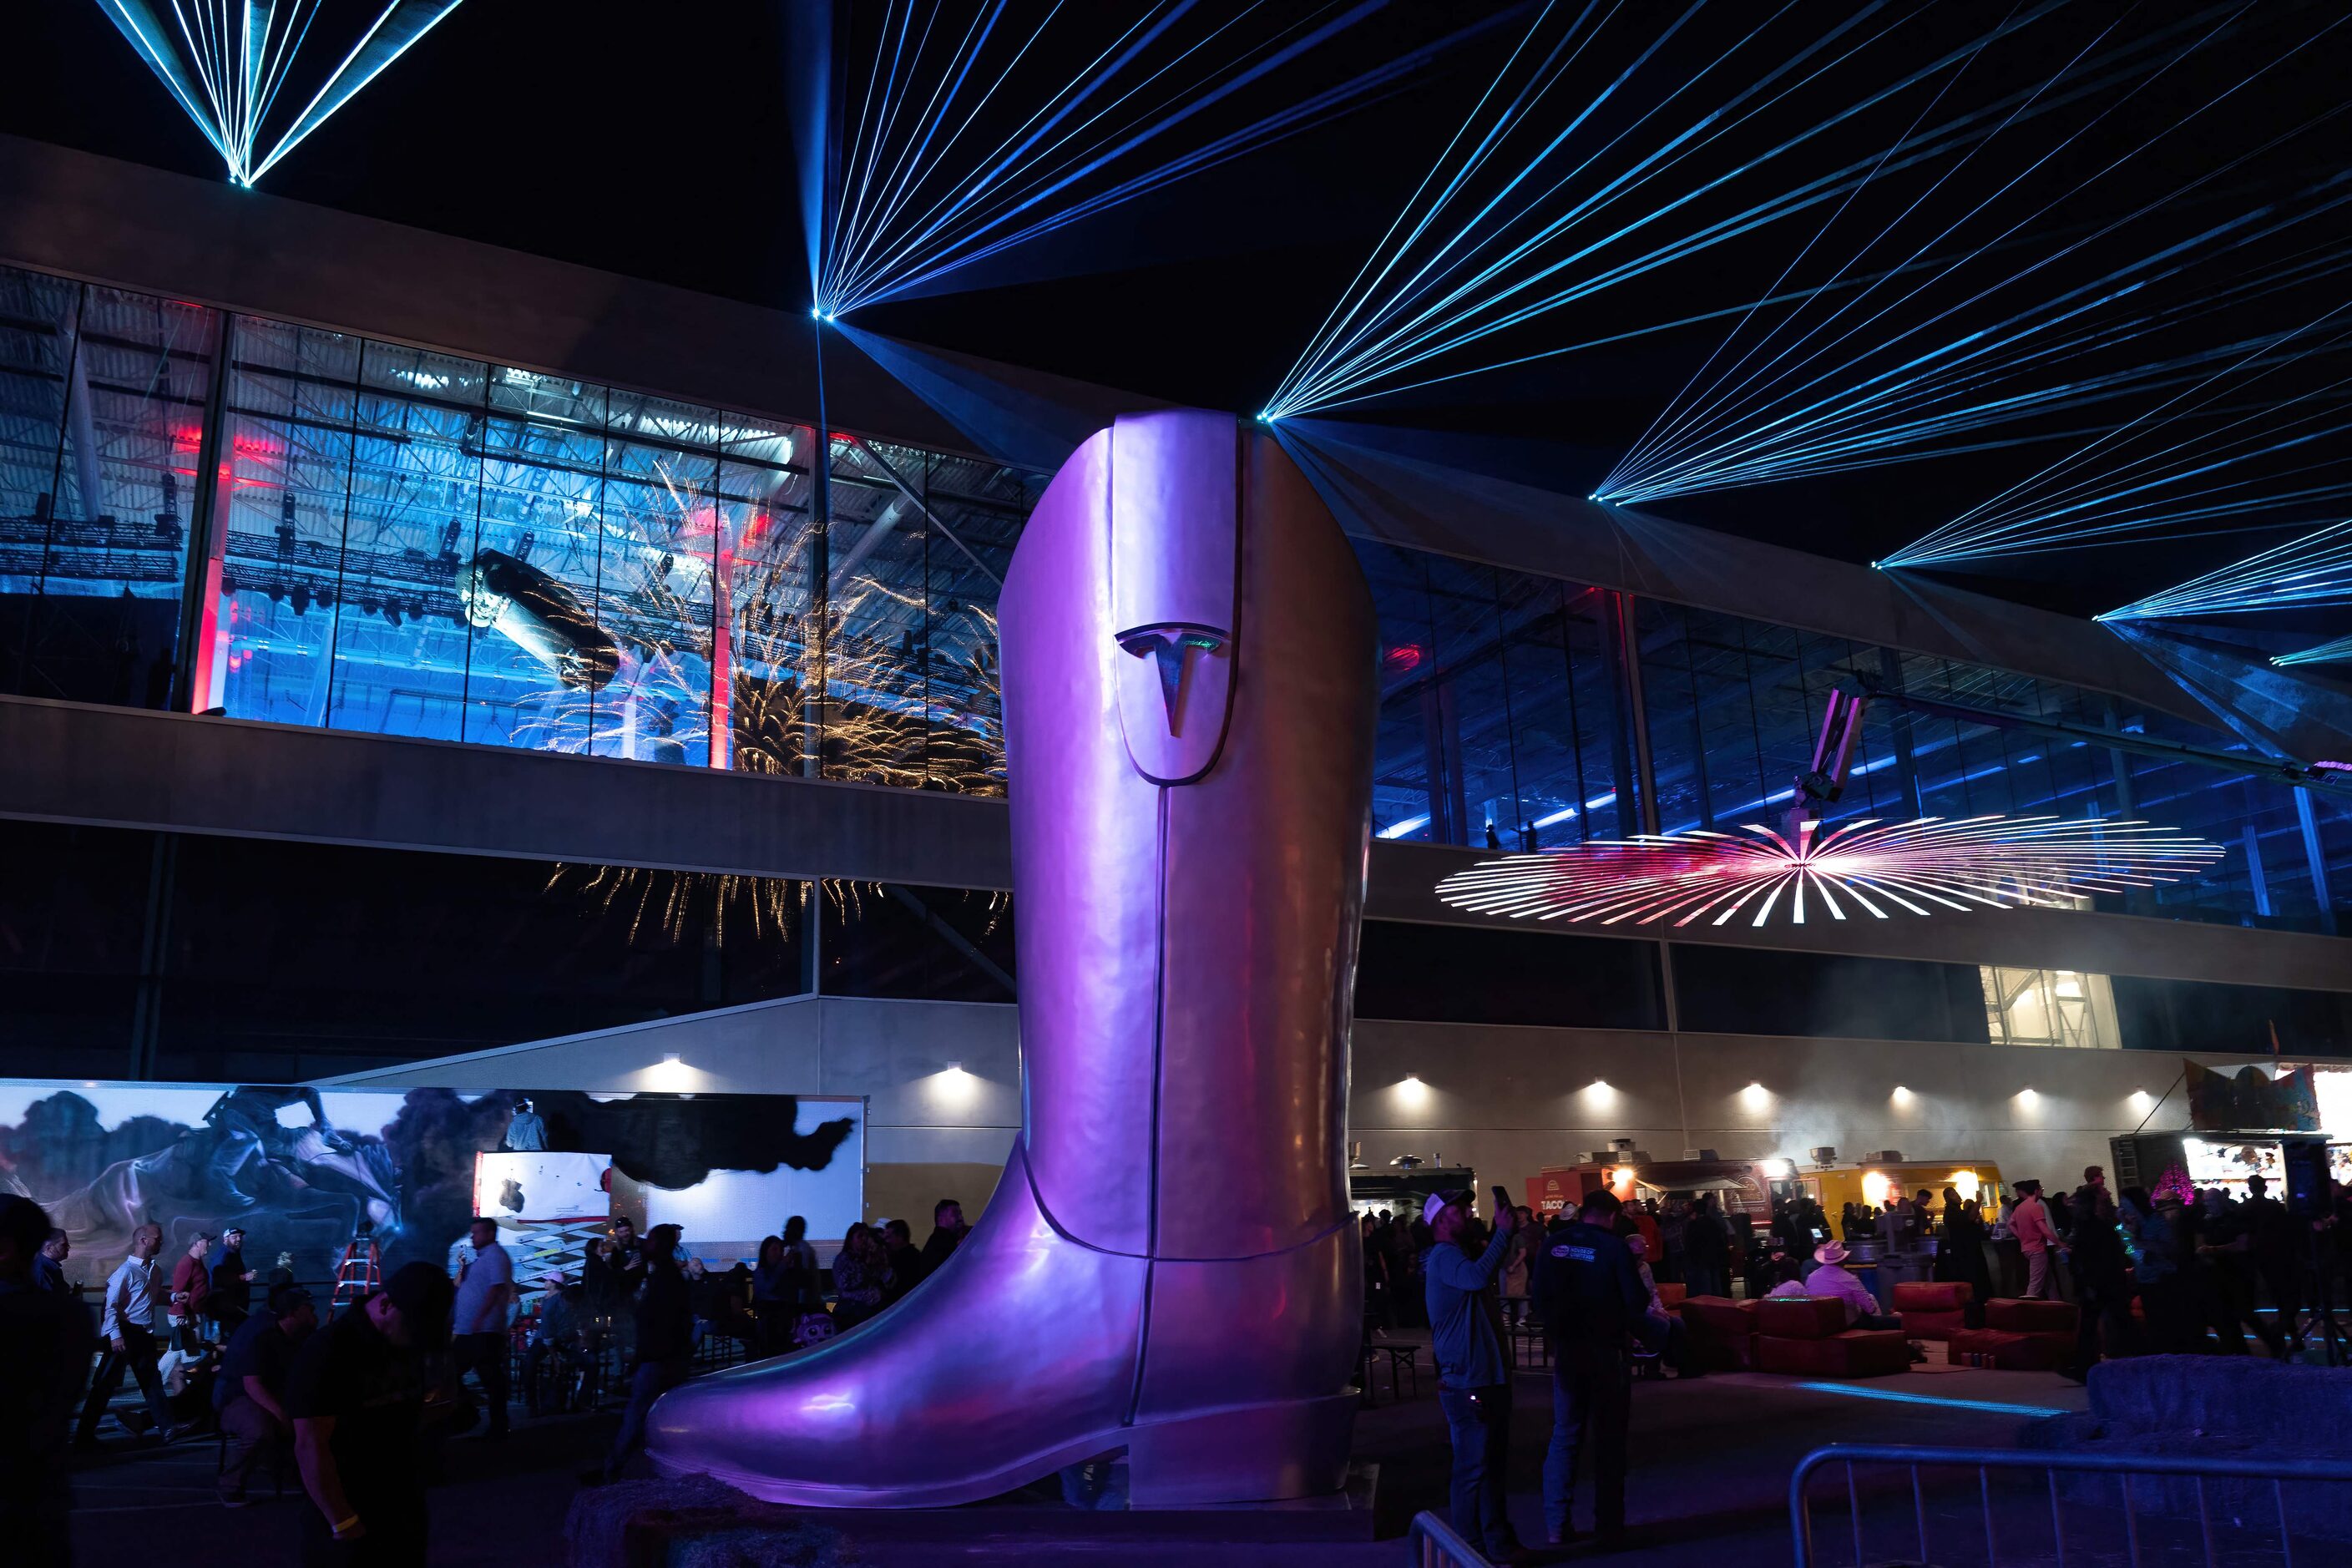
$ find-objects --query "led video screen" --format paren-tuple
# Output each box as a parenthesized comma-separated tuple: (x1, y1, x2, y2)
(0, 1081, 862, 1287)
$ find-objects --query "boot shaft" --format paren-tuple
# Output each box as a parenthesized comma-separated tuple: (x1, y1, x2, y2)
(1000, 412, 1377, 1261)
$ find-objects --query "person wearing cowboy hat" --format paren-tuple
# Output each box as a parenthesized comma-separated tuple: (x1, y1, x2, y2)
(1765, 1237, 1903, 1329)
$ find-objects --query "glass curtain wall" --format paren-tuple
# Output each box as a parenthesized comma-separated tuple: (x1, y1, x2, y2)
(820, 438, 1032, 793)
(1355, 534, 2348, 933)
(1354, 539, 1633, 847)
(210, 329, 756, 763)
(0, 260, 1040, 789)
(0, 272, 218, 707)
(1631, 598, 2352, 931)
(2, 256, 2344, 923)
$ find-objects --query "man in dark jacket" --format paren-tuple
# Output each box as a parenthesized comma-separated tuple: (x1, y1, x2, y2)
(601, 1223, 693, 1484)
(3, 1196, 91, 1568)
(2239, 1174, 2306, 1352)
(919, 1199, 969, 1277)
(1533, 1188, 1651, 1550)
(2062, 1166, 2137, 1379)
(1682, 1195, 1731, 1299)
(215, 1283, 316, 1505)
(210, 1226, 258, 1335)
(881, 1218, 924, 1304)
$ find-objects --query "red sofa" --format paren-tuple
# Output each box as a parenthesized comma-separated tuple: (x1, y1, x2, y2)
(1893, 1280, 1972, 1341)
(1753, 1295, 1911, 1378)
(1656, 1282, 1688, 1312)
(1945, 1299, 2078, 1369)
(1678, 1295, 1760, 1371)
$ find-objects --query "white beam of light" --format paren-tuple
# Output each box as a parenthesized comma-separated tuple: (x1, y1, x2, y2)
(818, 0, 1519, 319)
(95, 0, 463, 188)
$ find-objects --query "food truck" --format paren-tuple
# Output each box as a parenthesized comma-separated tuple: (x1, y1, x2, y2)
(1526, 1151, 2011, 1222)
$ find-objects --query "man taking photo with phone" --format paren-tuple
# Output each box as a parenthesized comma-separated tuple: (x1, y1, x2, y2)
(1424, 1184, 1524, 1563)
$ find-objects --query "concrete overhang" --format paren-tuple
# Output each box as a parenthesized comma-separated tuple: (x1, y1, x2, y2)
(3, 695, 2341, 995)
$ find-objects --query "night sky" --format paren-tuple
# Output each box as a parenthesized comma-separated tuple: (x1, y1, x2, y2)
(6, 1, 2347, 625)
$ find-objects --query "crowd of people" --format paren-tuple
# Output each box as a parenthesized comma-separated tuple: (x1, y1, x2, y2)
(0, 1187, 979, 1567)
(1417, 1169, 2349, 1562)
(1771, 1167, 2340, 1368)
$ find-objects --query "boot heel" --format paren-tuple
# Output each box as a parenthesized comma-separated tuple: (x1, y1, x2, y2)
(1122, 1392, 1357, 1506)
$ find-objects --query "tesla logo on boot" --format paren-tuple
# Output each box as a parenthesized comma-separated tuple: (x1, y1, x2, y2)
(1116, 623, 1225, 733)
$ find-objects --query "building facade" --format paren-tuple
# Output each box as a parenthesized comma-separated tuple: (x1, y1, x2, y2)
(3, 134, 2349, 1211)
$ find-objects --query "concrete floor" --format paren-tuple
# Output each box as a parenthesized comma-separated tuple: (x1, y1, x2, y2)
(68, 1346, 2101, 1566)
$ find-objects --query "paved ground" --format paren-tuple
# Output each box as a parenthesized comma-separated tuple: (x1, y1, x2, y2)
(67, 1341, 2099, 1566)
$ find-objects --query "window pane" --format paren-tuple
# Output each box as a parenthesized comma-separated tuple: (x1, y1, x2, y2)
(465, 369, 608, 750)
(214, 317, 360, 726)
(1355, 539, 1441, 842)
(326, 340, 489, 738)
(6, 281, 217, 706)
(923, 451, 1029, 795)
(599, 389, 720, 766)
(717, 428, 817, 775)
(823, 438, 932, 787)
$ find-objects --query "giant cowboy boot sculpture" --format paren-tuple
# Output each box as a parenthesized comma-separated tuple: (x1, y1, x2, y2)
(646, 410, 1377, 1505)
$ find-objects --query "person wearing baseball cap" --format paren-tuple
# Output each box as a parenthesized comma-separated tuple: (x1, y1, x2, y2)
(210, 1225, 259, 1336)
(286, 1262, 453, 1562)
(214, 1282, 317, 1507)
(1424, 1185, 1523, 1562)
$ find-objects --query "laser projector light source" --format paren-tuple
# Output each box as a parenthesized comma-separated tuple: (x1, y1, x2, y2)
(1435, 814, 2223, 928)
(98, 0, 466, 187)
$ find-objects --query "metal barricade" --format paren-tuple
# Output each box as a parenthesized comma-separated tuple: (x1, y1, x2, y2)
(1790, 1444, 2352, 1568)
(1407, 1509, 1494, 1568)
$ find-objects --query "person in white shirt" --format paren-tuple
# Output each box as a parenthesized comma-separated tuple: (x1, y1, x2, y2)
(75, 1222, 180, 1445)
(449, 1216, 516, 1439)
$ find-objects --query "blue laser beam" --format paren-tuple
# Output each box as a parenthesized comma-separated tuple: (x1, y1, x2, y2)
(818, 0, 1515, 319)
(1264, 0, 2257, 420)
(867, 10, 1472, 308)
(1601, 4, 2257, 493)
(1604, 261, 2352, 506)
(1788, 1382, 2070, 1419)
(97, 0, 462, 187)
(1877, 277, 2352, 569)
(2099, 519, 2352, 622)
(2274, 634, 2352, 669)
(1597, 16, 2352, 504)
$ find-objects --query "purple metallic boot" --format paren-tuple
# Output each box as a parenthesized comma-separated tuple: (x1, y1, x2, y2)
(645, 410, 1377, 1506)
